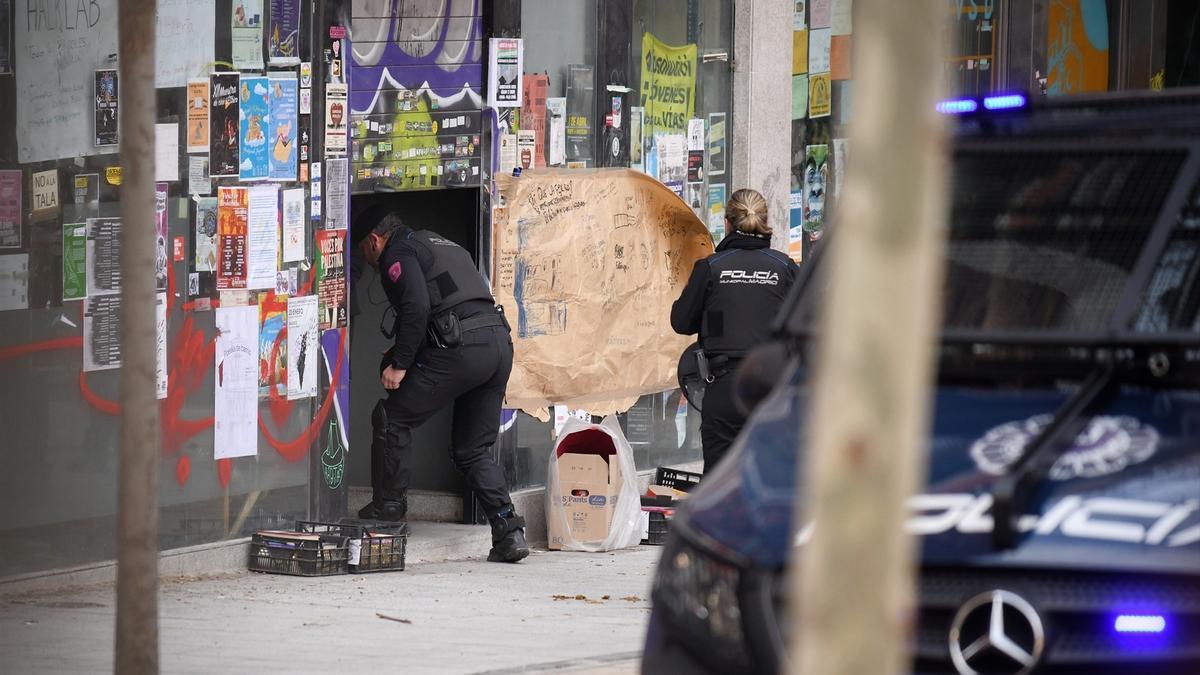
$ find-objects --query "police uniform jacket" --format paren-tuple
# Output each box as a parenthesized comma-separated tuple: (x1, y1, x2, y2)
(377, 227, 495, 370)
(670, 232, 799, 357)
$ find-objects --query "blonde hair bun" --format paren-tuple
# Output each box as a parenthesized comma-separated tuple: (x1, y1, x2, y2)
(726, 189, 771, 236)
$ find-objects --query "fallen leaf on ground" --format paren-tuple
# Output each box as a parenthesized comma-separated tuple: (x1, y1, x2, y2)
(601, 595, 611, 600)
(622, 595, 642, 602)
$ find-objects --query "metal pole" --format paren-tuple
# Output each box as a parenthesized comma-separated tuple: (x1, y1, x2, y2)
(789, 0, 949, 673)
(115, 0, 159, 672)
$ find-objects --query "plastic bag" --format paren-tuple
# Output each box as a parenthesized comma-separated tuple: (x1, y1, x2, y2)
(545, 415, 644, 552)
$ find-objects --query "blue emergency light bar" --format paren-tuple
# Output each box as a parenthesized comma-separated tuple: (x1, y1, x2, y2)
(937, 93, 1028, 115)
(1114, 614, 1167, 634)
(936, 98, 978, 115)
(983, 94, 1028, 110)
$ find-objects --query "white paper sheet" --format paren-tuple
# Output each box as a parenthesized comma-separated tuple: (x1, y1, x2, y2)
(287, 295, 319, 400)
(156, 292, 168, 399)
(156, 0, 216, 88)
(215, 305, 259, 460)
(188, 156, 211, 196)
(282, 188, 306, 262)
(247, 184, 279, 290)
(155, 124, 180, 182)
(809, 28, 832, 75)
(325, 159, 348, 231)
(0, 253, 29, 312)
(547, 97, 567, 166)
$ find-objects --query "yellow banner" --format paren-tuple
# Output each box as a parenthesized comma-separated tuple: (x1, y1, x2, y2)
(640, 33, 697, 135)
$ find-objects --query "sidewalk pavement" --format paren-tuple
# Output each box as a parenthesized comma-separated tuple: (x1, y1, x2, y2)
(0, 543, 662, 674)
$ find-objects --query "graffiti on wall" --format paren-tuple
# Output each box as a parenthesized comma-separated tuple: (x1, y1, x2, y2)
(1046, 0, 1109, 96)
(349, 0, 485, 192)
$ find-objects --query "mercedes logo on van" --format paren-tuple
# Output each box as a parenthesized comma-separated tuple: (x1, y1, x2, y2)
(949, 590, 1045, 675)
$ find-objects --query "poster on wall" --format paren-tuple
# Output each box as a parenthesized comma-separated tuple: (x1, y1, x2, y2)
(0, 171, 20, 249)
(287, 294, 319, 400)
(1046, 0, 1109, 95)
(517, 130, 536, 171)
(324, 83, 348, 156)
(156, 292, 168, 399)
(809, 73, 831, 118)
(809, 28, 832, 74)
(833, 138, 849, 203)
(0, 0, 10, 75)
(547, 97, 567, 167)
(804, 144, 829, 242)
(282, 188, 305, 262)
(156, 1, 216, 88)
(268, 77, 299, 181)
(188, 156, 211, 196)
(232, 0, 265, 71)
(565, 65, 595, 166)
(259, 297, 287, 398)
(214, 304, 259, 460)
(686, 118, 705, 183)
(268, 0, 302, 66)
(95, 69, 120, 148)
(186, 80, 210, 154)
(707, 184, 727, 243)
(63, 223, 87, 301)
(155, 124, 180, 183)
(811, 0, 832, 28)
(316, 229, 346, 330)
(0, 254, 29, 312)
(639, 33, 698, 137)
(788, 190, 804, 262)
(630, 106, 644, 171)
(521, 73, 549, 168)
(247, 184, 279, 291)
(15, 8, 119, 163)
(217, 187, 249, 290)
(74, 174, 101, 209)
(86, 218, 122, 297)
(195, 196, 219, 272)
(794, 0, 807, 30)
(155, 183, 169, 292)
(31, 169, 59, 221)
(84, 294, 121, 371)
(792, 75, 810, 120)
(488, 38, 523, 108)
(325, 159, 348, 231)
(210, 74, 241, 177)
(706, 113, 726, 177)
(656, 134, 686, 197)
(239, 76, 271, 181)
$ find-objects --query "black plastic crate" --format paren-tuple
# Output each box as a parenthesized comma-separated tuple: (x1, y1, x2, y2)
(654, 467, 702, 493)
(248, 530, 349, 577)
(297, 520, 408, 573)
(641, 508, 674, 546)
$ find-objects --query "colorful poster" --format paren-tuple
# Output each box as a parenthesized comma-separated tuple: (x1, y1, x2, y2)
(804, 145, 829, 243)
(259, 296, 287, 398)
(1047, 0, 1109, 96)
(566, 65, 594, 166)
(522, 73, 549, 167)
(324, 83, 348, 156)
(488, 38, 523, 108)
(239, 76, 271, 181)
(789, 190, 804, 262)
(63, 223, 87, 301)
(0, 253, 29, 312)
(707, 184, 726, 243)
(74, 174, 100, 208)
(268, 0, 301, 66)
(218, 187, 249, 290)
(287, 294, 319, 400)
(15, 9, 118, 163)
(793, 29, 809, 75)
(640, 33, 698, 136)
(517, 130, 536, 171)
(282, 188, 305, 262)
(95, 69, 119, 147)
(707, 113, 726, 177)
(0, 171, 20, 248)
(316, 229, 346, 330)
(156, 1, 216, 88)
(215, 305, 259, 460)
(656, 133, 686, 197)
(247, 184, 279, 291)
(792, 75, 810, 120)
(809, 73, 831, 118)
(268, 77, 299, 180)
(196, 197, 219, 272)
(210, 74, 241, 177)
(831, 35, 852, 80)
(187, 80, 210, 153)
(155, 183, 169, 292)
(232, 0, 265, 71)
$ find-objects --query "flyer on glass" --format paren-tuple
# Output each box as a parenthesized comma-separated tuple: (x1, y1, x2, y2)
(217, 187, 249, 290)
(239, 75, 271, 181)
(210, 73, 241, 177)
(186, 79, 210, 153)
(287, 294, 319, 400)
(268, 77, 299, 181)
(214, 304, 259, 460)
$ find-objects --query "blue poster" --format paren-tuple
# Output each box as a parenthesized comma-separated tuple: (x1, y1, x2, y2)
(239, 75, 270, 181)
(269, 77, 298, 181)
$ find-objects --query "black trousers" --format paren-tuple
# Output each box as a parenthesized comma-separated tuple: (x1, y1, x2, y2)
(700, 369, 745, 472)
(371, 325, 515, 517)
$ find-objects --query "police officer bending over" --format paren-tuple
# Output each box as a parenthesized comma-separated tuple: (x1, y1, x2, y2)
(671, 189, 799, 472)
(355, 213, 529, 563)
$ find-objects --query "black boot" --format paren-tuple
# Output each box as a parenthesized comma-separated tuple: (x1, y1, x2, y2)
(357, 498, 407, 523)
(488, 507, 530, 563)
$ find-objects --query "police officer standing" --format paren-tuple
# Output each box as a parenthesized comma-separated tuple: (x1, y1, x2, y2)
(671, 189, 799, 471)
(355, 213, 529, 563)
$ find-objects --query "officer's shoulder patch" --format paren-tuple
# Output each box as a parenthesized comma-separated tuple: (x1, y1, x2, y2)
(387, 261, 402, 282)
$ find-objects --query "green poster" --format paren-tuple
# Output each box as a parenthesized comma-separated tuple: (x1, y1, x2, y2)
(63, 222, 87, 301)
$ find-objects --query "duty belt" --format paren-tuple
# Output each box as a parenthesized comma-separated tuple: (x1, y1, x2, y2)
(459, 310, 506, 332)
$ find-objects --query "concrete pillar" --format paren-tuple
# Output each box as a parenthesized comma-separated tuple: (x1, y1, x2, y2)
(731, 0, 794, 252)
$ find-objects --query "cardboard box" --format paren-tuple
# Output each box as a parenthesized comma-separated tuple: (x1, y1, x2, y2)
(548, 452, 623, 549)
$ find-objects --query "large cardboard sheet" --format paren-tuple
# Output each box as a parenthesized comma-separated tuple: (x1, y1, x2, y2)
(493, 169, 714, 415)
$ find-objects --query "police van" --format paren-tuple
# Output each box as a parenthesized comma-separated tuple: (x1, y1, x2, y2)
(642, 91, 1200, 674)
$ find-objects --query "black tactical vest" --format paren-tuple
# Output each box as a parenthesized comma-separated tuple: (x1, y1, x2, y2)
(701, 247, 794, 355)
(399, 230, 494, 315)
